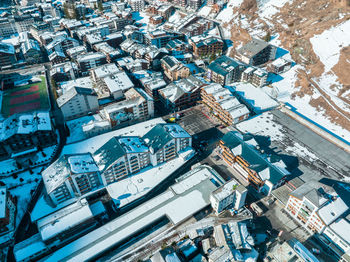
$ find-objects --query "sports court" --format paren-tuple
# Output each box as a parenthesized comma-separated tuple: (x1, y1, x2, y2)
(1, 76, 50, 117)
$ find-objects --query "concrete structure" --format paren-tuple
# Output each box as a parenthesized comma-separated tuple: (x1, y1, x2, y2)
(77, 52, 107, 73)
(210, 179, 247, 214)
(236, 38, 276, 66)
(57, 86, 99, 120)
(41, 165, 226, 262)
(0, 42, 17, 68)
(241, 67, 268, 87)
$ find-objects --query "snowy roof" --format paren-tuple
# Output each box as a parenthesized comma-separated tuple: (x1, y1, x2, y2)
(329, 218, 350, 244)
(318, 197, 348, 225)
(0, 111, 52, 141)
(103, 71, 134, 94)
(211, 179, 245, 202)
(43, 165, 224, 262)
(0, 187, 6, 219)
(67, 154, 99, 174)
(59, 77, 93, 93)
(0, 42, 15, 54)
(42, 153, 98, 194)
(77, 52, 106, 63)
(57, 86, 97, 107)
(118, 137, 149, 153)
(37, 198, 93, 242)
(92, 63, 120, 79)
(233, 82, 279, 111)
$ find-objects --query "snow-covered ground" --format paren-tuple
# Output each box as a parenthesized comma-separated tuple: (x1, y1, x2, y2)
(0, 146, 56, 176)
(236, 112, 320, 161)
(198, 5, 212, 17)
(257, 0, 294, 19)
(261, 34, 350, 142)
(107, 149, 195, 209)
(216, 0, 243, 23)
(310, 20, 350, 72)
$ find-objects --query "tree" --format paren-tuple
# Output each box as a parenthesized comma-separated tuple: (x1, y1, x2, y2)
(98, 1, 103, 12)
(63, 3, 71, 19)
(264, 31, 271, 42)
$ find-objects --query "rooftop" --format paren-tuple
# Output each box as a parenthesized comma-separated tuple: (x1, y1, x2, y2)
(43, 165, 225, 262)
(0, 187, 6, 219)
(238, 38, 270, 58)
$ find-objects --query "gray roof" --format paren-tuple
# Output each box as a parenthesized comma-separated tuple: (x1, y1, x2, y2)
(57, 86, 97, 107)
(238, 38, 269, 58)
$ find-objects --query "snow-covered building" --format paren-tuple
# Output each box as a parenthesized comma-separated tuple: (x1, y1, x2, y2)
(158, 76, 206, 111)
(210, 179, 247, 214)
(43, 153, 103, 205)
(219, 131, 290, 195)
(189, 35, 223, 57)
(93, 123, 191, 184)
(241, 67, 268, 87)
(161, 55, 190, 82)
(236, 38, 276, 66)
(102, 71, 134, 100)
(57, 86, 99, 120)
(128, 0, 145, 11)
(231, 82, 279, 113)
(201, 83, 250, 125)
(0, 111, 57, 161)
(50, 62, 79, 83)
(285, 182, 349, 233)
(45, 35, 79, 55)
(102, 88, 154, 126)
(207, 55, 246, 86)
(38, 165, 226, 261)
(77, 52, 107, 73)
(21, 38, 42, 64)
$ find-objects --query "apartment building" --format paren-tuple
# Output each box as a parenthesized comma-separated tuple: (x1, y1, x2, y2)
(50, 62, 79, 83)
(77, 52, 107, 73)
(0, 42, 17, 68)
(0, 18, 17, 38)
(30, 22, 53, 42)
(43, 153, 104, 205)
(208, 55, 246, 86)
(190, 35, 223, 58)
(0, 111, 57, 161)
(46, 35, 80, 55)
(48, 51, 66, 65)
(102, 88, 154, 126)
(14, 15, 35, 33)
(92, 123, 191, 185)
(241, 67, 268, 87)
(57, 86, 99, 120)
(236, 38, 276, 66)
(93, 42, 122, 62)
(128, 0, 145, 11)
(144, 30, 184, 48)
(321, 216, 350, 259)
(219, 131, 290, 195)
(188, 0, 202, 9)
(0, 187, 16, 240)
(201, 83, 250, 125)
(161, 55, 190, 81)
(267, 57, 292, 74)
(141, 73, 167, 101)
(158, 75, 206, 111)
(210, 179, 247, 214)
(66, 45, 87, 60)
(21, 39, 42, 65)
(285, 182, 348, 233)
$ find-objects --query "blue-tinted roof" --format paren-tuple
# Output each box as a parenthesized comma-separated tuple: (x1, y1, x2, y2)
(208, 56, 240, 76)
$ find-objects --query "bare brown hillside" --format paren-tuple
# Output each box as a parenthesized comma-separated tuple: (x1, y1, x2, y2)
(224, 0, 350, 132)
